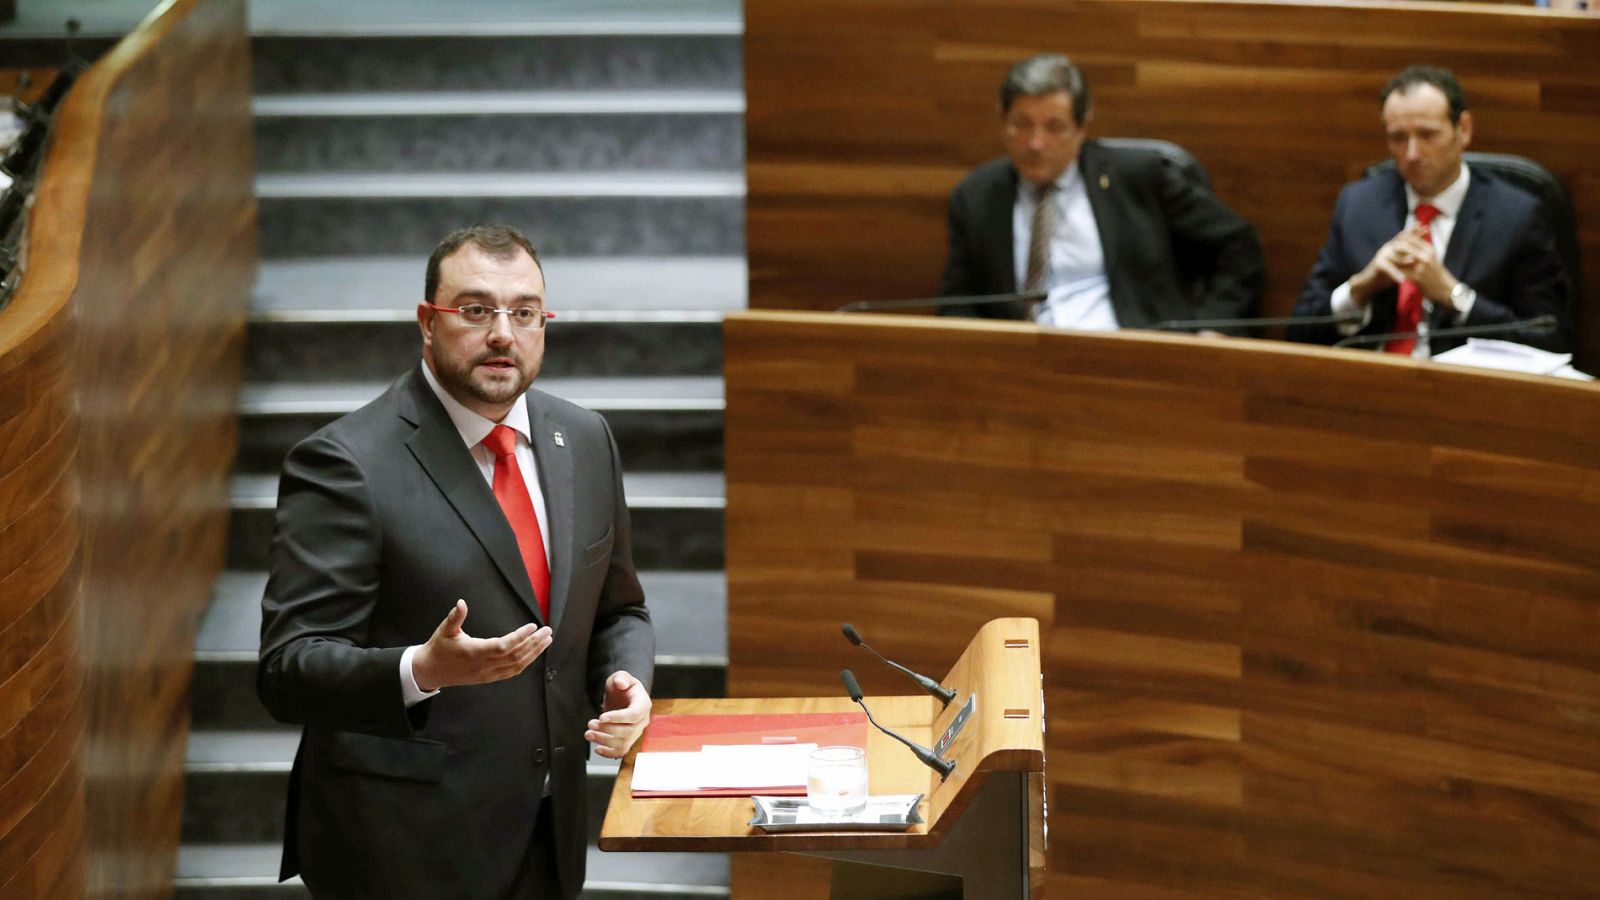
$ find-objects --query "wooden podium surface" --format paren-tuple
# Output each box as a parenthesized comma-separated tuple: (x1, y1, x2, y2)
(600, 618, 1044, 857)
(724, 311, 1600, 897)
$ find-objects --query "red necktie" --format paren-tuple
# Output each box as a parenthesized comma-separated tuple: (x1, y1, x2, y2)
(1386, 203, 1440, 355)
(482, 425, 550, 620)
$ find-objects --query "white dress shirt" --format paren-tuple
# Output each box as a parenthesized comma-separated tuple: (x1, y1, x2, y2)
(400, 362, 551, 706)
(1332, 165, 1475, 333)
(1013, 162, 1118, 331)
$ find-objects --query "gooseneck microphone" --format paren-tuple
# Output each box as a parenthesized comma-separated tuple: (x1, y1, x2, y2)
(1332, 315, 1560, 350)
(1148, 310, 1365, 332)
(841, 669, 956, 780)
(842, 623, 956, 708)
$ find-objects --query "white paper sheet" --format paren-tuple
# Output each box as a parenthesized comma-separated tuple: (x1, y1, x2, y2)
(631, 742, 818, 792)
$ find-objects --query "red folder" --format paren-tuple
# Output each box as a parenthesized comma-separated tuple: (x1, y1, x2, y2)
(631, 711, 868, 797)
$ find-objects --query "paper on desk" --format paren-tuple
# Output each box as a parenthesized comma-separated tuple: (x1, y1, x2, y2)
(1433, 339, 1591, 380)
(631, 742, 818, 792)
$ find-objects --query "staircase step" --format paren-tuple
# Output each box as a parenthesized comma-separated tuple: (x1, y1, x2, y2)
(199, 570, 726, 659)
(253, 33, 740, 94)
(255, 105, 742, 175)
(257, 195, 744, 259)
(182, 745, 622, 845)
(253, 256, 747, 315)
(231, 377, 725, 475)
(175, 842, 729, 898)
(244, 320, 723, 383)
(230, 470, 724, 509)
(248, 0, 739, 37)
(237, 377, 723, 413)
(257, 171, 745, 199)
(254, 90, 746, 117)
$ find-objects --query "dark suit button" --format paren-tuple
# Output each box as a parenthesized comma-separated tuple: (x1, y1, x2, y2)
(533, 749, 546, 765)
(545, 669, 556, 683)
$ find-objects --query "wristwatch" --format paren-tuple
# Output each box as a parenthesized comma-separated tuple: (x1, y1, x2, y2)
(1449, 281, 1477, 310)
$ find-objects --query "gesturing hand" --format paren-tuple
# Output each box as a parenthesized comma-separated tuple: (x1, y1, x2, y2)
(411, 599, 552, 692)
(585, 671, 652, 759)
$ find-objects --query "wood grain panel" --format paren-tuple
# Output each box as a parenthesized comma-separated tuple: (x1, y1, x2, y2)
(0, 0, 255, 896)
(725, 312, 1600, 896)
(746, 0, 1600, 362)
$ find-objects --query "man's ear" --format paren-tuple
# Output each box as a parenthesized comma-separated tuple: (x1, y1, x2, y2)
(417, 302, 434, 349)
(1456, 110, 1473, 150)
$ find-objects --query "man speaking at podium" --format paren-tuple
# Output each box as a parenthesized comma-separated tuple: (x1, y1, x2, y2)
(938, 53, 1263, 330)
(258, 225, 654, 898)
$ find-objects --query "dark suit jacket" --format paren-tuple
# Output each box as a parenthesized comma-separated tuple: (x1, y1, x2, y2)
(1289, 165, 1570, 353)
(258, 366, 653, 899)
(937, 141, 1263, 328)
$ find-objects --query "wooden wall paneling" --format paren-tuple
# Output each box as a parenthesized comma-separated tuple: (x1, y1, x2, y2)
(746, 0, 1600, 361)
(724, 311, 1600, 897)
(0, 0, 256, 896)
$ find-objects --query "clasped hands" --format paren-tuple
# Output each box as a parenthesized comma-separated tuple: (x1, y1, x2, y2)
(1349, 223, 1460, 309)
(410, 599, 652, 758)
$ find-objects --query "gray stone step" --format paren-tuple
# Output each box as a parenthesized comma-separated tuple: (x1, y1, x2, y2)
(231, 377, 725, 475)
(191, 652, 724, 734)
(244, 320, 723, 383)
(237, 377, 724, 413)
(224, 471, 726, 572)
(253, 256, 747, 314)
(255, 103, 743, 174)
(248, 0, 740, 37)
(257, 172, 745, 199)
(182, 744, 624, 847)
(175, 842, 728, 899)
(200, 570, 727, 660)
(252, 33, 740, 95)
(257, 194, 744, 259)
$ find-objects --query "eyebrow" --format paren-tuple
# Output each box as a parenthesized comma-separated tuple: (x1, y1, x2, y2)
(450, 288, 545, 305)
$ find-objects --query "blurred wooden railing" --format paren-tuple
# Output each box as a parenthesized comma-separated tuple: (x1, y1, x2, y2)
(0, 0, 255, 895)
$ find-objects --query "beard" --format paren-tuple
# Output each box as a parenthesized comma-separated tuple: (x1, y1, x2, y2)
(431, 345, 538, 410)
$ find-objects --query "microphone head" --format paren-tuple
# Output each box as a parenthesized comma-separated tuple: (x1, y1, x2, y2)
(841, 623, 862, 646)
(840, 668, 863, 702)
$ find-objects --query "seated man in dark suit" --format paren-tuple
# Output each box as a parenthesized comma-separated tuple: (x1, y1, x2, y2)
(939, 53, 1263, 330)
(1290, 65, 1569, 355)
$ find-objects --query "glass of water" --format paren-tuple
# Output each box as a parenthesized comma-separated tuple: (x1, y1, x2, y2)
(806, 745, 868, 815)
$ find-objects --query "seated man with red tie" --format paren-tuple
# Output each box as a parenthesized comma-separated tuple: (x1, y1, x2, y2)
(1289, 65, 1570, 355)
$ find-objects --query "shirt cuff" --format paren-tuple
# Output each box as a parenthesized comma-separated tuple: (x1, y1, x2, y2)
(400, 644, 440, 707)
(1452, 284, 1476, 323)
(1330, 282, 1371, 335)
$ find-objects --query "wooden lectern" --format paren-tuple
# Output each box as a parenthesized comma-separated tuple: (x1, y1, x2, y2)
(600, 618, 1046, 898)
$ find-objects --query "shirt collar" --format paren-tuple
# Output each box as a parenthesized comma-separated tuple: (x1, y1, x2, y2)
(1020, 161, 1081, 203)
(420, 360, 531, 450)
(1405, 163, 1471, 220)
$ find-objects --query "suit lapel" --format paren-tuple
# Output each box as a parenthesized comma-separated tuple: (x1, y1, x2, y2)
(526, 392, 575, 631)
(1077, 143, 1124, 310)
(1442, 167, 1485, 282)
(399, 369, 543, 624)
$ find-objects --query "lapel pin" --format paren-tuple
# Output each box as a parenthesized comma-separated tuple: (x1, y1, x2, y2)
(553, 431, 565, 447)
(1098, 174, 1110, 190)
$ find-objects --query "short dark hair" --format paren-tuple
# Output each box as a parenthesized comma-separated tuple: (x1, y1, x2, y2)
(425, 224, 542, 302)
(1000, 53, 1090, 125)
(1381, 65, 1467, 124)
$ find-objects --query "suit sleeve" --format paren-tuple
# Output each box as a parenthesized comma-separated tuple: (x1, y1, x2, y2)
(1460, 200, 1570, 353)
(584, 415, 655, 710)
(1158, 157, 1263, 324)
(1288, 187, 1360, 345)
(257, 432, 415, 738)
(937, 182, 983, 317)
